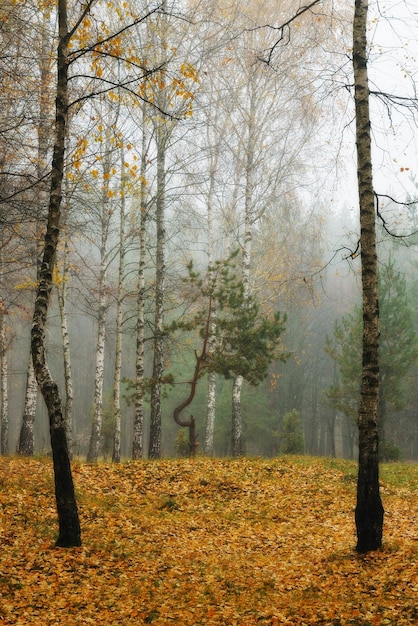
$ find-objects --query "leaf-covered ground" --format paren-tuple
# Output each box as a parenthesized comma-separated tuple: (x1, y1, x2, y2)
(0, 456, 417, 625)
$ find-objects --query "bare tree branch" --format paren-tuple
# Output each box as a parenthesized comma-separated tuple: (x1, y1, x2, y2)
(68, 0, 99, 39)
(247, 0, 322, 65)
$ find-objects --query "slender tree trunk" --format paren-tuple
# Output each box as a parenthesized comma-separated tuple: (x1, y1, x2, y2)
(353, 0, 384, 553)
(87, 261, 107, 463)
(204, 144, 219, 456)
(148, 2, 169, 459)
(0, 298, 8, 455)
(231, 90, 256, 457)
(87, 158, 111, 463)
(18, 359, 37, 455)
(86, 278, 107, 463)
(328, 410, 336, 458)
(149, 134, 166, 459)
(18, 5, 52, 454)
(205, 372, 216, 455)
(231, 377, 244, 456)
(132, 119, 148, 460)
(56, 143, 75, 459)
(31, 0, 81, 547)
(57, 239, 74, 459)
(112, 152, 126, 463)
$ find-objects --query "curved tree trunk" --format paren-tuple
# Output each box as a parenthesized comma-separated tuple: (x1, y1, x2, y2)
(353, 0, 384, 553)
(173, 286, 216, 457)
(31, 0, 81, 547)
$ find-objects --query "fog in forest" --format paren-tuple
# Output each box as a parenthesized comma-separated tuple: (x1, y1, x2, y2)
(1, 0, 417, 462)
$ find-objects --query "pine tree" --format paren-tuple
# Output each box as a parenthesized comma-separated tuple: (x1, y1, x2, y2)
(167, 256, 289, 455)
(326, 259, 417, 457)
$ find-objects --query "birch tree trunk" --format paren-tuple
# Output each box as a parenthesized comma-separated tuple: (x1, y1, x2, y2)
(57, 236, 74, 459)
(86, 183, 110, 462)
(231, 90, 256, 457)
(18, 4, 52, 455)
(132, 116, 148, 460)
(231, 377, 244, 456)
(0, 296, 8, 455)
(112, 152, 126, 464)
(352, 0, 384, 553)
(31, 0, 81, 547)
(204, 145, 220, 456)
(205, 372, 216, 455)
(148, 4, 169, 459)
(149, 130, 166, 459)
(18, 360, 37, 456)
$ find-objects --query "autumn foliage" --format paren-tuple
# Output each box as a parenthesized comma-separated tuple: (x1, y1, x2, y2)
(0, 456, 417, 625)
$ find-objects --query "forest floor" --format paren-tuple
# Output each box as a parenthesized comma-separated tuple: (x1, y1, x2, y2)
(0, 455, 417, 625)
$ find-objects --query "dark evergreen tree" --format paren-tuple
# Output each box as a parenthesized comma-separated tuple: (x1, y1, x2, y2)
(326, 259, 417, 458)
(278, 409, 304, 454)
(166, 256, 289, 455)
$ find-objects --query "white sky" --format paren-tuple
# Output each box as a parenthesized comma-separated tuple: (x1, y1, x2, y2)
(368, 0, 418, 203)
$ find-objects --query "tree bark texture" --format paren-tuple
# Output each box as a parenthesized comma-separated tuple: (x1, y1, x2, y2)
(31, 0, 81, 547)
(132, 122, 148, 460)
(204, 147, 218, 456)
(87, 162, 111, 463)
(149, 133, 166, 459)
(231, 376, 244, 457)
(18, 1, 53, 456)
(58, 238, 74, 459)
(112, 157, 126, 464)
(0, 301, 9, 455)
(231, 87, 256, 457)
(86, 282, 106, 463)
(353, 0, 384, 553)
(173, 282, 217, 457)
(18, 358, 37, 456)
(205, 372, 216, 455)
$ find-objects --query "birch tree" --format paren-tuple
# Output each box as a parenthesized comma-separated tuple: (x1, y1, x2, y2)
(0, 293, 8, 455)
(31, 0, 82, 547)
(86, 136, 116, 463)
(57, 207, 75, 458)
(352, 0, 383, 553)
(136, 2, 200, 458)
(204, 144, 221, 455)
(220, 30, 317, 455)
(148, 111, 168, 459)
(17, 0, 56, 456)
(0, 1, 54, 456)
(132, 105, 150, 460)
(29, 0, 162, 543)
(112, 148, 127, 463)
